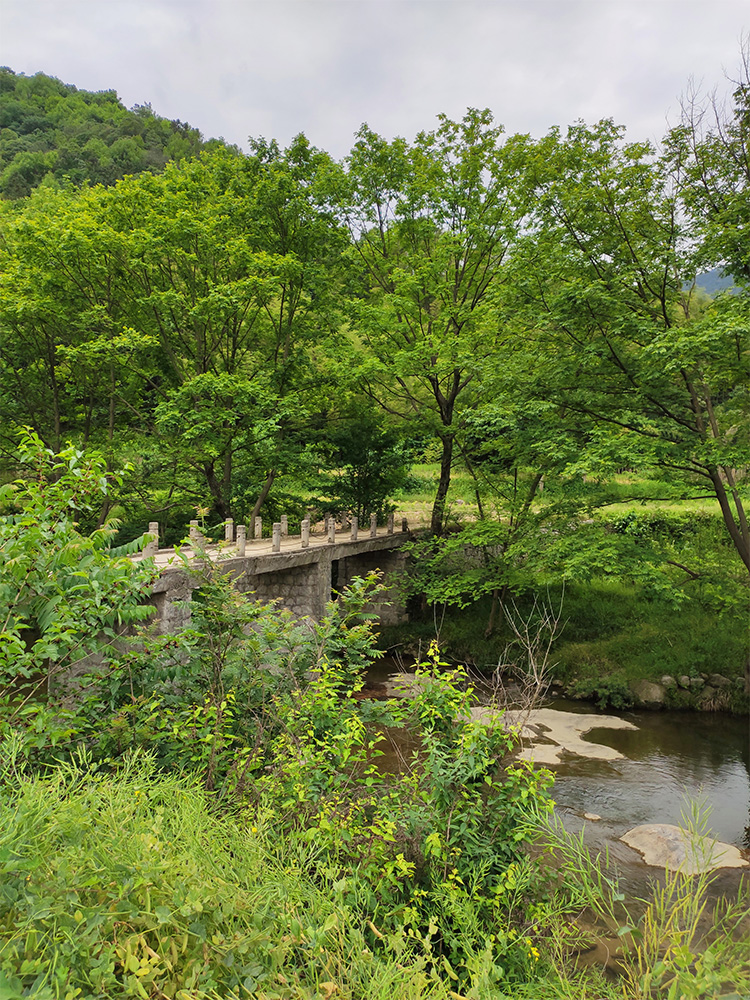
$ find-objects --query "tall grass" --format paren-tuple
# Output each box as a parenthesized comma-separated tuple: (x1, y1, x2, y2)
(0, 746, 453, 1000)
(532, 810, 750, 1000)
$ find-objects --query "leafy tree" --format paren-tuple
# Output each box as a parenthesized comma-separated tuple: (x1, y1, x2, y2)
(0, 144, 347, 529)
(0, 185, 140, 462)
(317, 407, 412, 522)
(105, 144, 346, 523)
(667, 42, 750, 283)
(342, 109, 533, 533)
(510, 118, 750, 582)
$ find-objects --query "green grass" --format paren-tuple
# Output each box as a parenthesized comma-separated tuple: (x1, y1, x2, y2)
(395, 464, 743, 525)
(395, 463, 481, 527)
(0, 750, 455, 1000)
(380, 579, 748, 711)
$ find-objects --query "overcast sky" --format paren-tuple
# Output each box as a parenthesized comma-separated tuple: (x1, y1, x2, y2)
(2, 1, 748, 157)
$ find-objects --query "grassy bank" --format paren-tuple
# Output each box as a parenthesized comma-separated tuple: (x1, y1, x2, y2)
(380, 579, 749, 712)
(390, 464, 749, 713)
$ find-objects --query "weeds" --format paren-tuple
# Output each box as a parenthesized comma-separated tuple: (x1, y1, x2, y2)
(533, 807, 750, 1000)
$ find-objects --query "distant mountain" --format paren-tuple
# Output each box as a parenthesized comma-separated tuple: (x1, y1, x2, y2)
(694, 267, 736, 295)
(0, 67, 232, 199)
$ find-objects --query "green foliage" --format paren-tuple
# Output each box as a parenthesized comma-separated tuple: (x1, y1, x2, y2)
(67, 565, 387, 796)
(0, 749, 455, 1000)
(316, 413, 412, 522)
(0, 431, 155, 708)
(510, 112, 750, 579)
(566, 673, 635, 710)
(342, 109, 534, 533)
(0, 510, 558, 993)
(0, 67, 217, 198)
(0, 138, 349, 529)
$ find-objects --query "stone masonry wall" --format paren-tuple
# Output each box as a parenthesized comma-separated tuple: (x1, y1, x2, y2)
(147, 534, 413, 632)
(335, 548, 409, 625)
(237, 561, 330, 620)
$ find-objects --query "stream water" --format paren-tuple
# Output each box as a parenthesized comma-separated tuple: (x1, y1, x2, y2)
(539, 699, 750, 890)
(365, 660, 750, 892)
(543, 700, 749, 840)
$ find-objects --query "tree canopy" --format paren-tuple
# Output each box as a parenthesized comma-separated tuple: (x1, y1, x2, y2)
(0, 54, 747, 597)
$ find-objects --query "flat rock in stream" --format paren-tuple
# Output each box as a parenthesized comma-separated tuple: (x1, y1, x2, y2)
(381, 672, 423, 698)
(621, 823, 748, 874)
(471, 707, 638, 764)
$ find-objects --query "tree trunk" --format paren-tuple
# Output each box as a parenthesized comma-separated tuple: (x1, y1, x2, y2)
(708, 468, 750, 574)
(203, 460, 231, 520)
(430, 433, 454, 534)
(249, 469, 277, 526)
(485, 584, 509, 638)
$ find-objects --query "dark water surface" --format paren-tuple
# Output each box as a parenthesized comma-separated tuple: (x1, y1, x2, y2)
(546, 698, 750, 851)
(367, 660, 750, 877)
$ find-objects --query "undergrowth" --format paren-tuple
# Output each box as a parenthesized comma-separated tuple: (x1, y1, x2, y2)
(381, 579, 748, 710)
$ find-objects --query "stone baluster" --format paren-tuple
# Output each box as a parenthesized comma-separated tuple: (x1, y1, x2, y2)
(236, 524, 246, 556)
(341, 512, 350, 532)
(144, 521, 159, 557)
(327, 518, 336, 544)
(370, 513, 377, 538)
(301, 518, 310, 548)
(387, 512, 394, 534)
(272, 522, 281, 552)
(401, 517, 409, 533)
(280, 514, 288, 537)
(350, 516, 358, 541)
(224, 517, 234, 542)
(254, 516, 262, 540)
(189, 520, 200, 545)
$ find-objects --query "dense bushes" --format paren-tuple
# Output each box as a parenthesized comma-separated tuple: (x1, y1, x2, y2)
(0, 561, 559, 997)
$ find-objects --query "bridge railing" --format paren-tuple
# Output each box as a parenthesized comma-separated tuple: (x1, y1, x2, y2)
(139, 512, 410, 558)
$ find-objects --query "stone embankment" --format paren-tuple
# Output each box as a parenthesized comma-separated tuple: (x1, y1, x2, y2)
(627, 672, 741, 710)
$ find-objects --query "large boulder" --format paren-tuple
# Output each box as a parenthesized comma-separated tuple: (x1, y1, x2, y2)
(629, 679, 667, 709)
(707, 673, 731, 689)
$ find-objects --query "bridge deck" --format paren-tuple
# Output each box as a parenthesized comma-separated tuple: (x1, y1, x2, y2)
(135, 524, 407, 571)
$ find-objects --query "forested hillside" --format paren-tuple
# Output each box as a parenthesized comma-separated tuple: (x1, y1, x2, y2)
(0, 67, 227, 198)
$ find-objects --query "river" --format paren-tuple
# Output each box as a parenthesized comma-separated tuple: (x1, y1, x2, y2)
(366, 661, 750, 889)
(539, 698, 749, 891)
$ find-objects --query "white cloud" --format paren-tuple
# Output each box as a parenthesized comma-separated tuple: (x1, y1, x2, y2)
(1, 0, 747, 156)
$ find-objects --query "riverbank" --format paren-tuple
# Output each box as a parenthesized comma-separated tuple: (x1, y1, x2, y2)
(378, 580, 750, 715)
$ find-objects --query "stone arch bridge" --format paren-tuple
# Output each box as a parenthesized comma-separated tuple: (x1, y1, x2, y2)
(137, 514, 415, 632)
